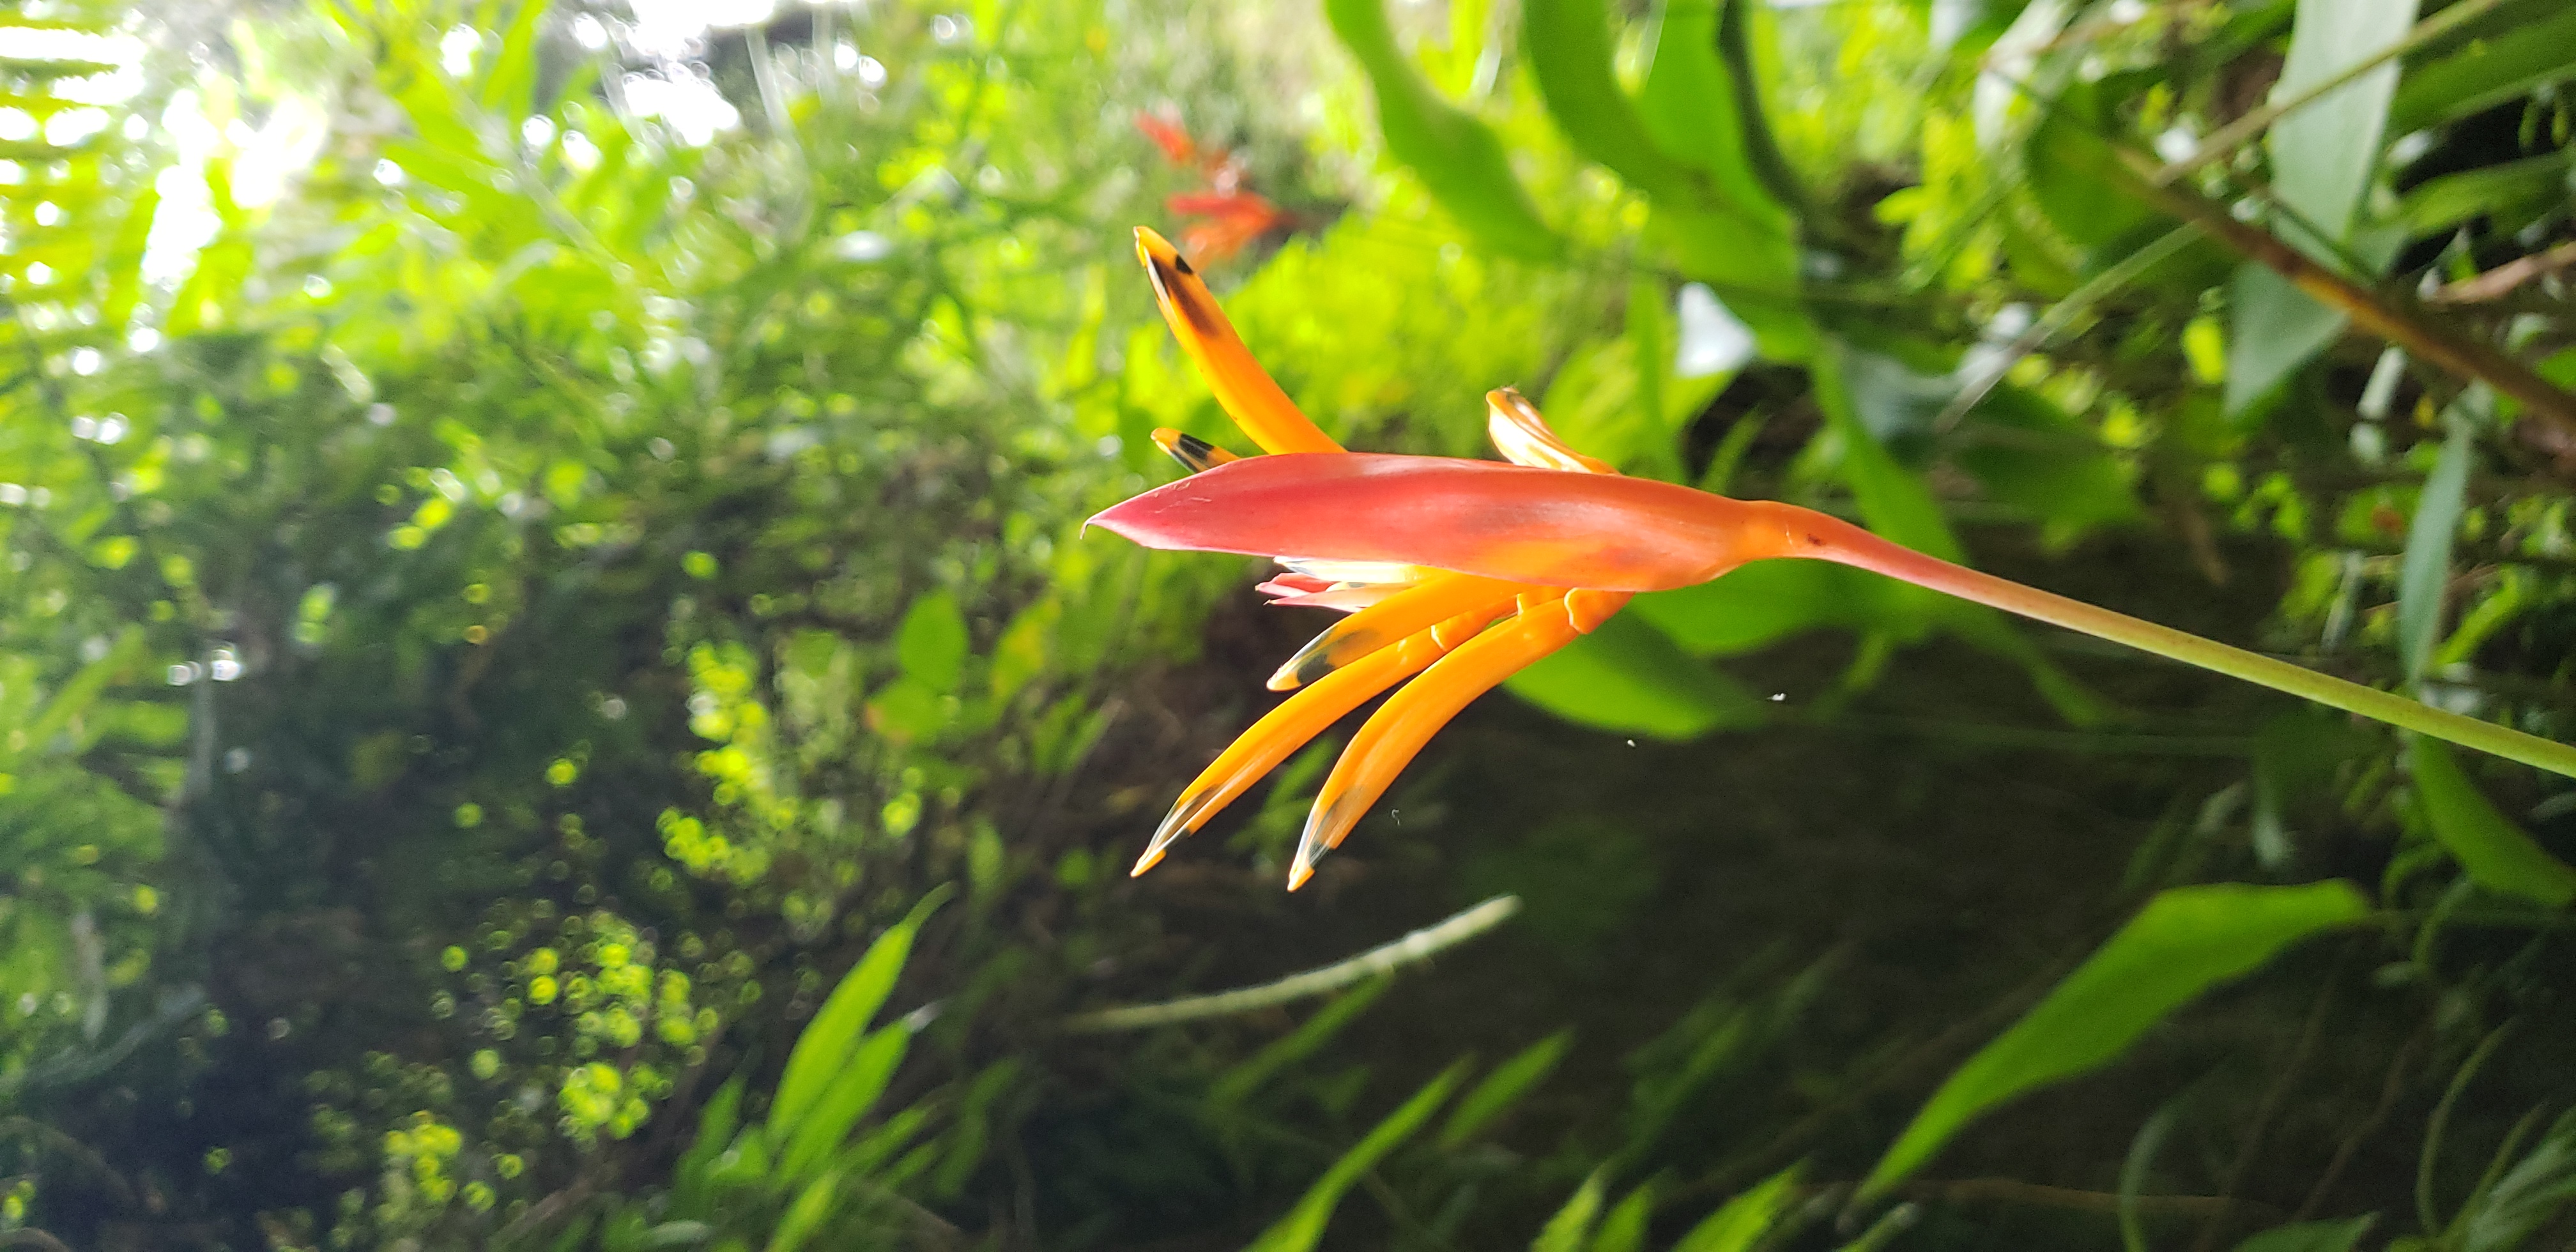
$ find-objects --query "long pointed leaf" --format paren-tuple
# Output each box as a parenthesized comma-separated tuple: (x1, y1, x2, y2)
(1861, 881, 2369, 1198)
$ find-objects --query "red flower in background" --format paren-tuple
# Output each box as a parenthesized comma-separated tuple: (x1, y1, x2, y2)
(1135, 109, 1292, 261)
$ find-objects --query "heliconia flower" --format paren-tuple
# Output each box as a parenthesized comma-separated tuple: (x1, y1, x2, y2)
(1107, 229, 2576, 890)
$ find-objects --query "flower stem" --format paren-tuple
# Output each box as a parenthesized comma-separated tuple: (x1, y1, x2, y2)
(1809, 523, 2576, 781)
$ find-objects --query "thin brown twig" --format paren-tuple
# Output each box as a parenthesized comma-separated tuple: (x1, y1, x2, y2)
(2112, 149, 2576, 438)
(2428, 241, 2576, 306)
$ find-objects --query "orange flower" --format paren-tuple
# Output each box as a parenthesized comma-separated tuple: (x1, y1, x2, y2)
(1119, 228, 1637, 889)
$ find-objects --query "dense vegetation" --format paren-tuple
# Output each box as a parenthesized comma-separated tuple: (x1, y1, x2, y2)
(3, 0, 2575, 1248)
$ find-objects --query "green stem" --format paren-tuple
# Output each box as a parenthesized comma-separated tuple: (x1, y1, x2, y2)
(1802, 520, 2576, 781)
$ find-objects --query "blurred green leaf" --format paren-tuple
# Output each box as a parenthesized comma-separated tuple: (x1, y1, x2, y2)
(2395, 149, 2575, 236)
(776, 1023, 909, 1184)
(1637, 0, 1788, 229)
(2390, 4, 2576, 130)
(1323, 0, 1561, 260)
(1505, 611, 1764, 740)
(2409, 738, 2576, 907)
(1531, 1169, 1607, 1252)
(896, 590, 970, 693)
(1243, 1060, 1466, 1252)
(1587, 1182, 1653, 1252)
(2399, 411, 2474, 682)
(2269, 0, 2419, 243)
(1862, 880, 2369, 1198)
(1211, 978, 1390, 1107)
(1522, 0, 1701, 202)
(1954, 385, 2143, 547)
(1630, 561, 1897, 657)
(2224, 263, 2349, 416)
(1438, 1028, 1573, 1149)
(2230, 1216, 2373, 1252)
(2459, 1107, 2576, 1252)
(1671, 1166, 1798, 1252)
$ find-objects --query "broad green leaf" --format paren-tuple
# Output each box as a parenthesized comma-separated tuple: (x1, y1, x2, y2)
(1243, 1062, 1466, 1252)
(478, 0, 552, 117)
(2390, 5, 2576, 130)
(1861, 880, 2370, 1198)
(1505, 611, 1764, 740)
(1646, 204, 1811, 356)
(2409, 738, 2576, 907)
(769, 888, 948, 1143)
(2224, 259, 2356, 418)
(1671, 1167, 1800, 1252)
(2398, 412, 2474, 682)
(1637, 0, 1787, 230)
(1438, 1029, 1573, 1148)
(2025, 104, 2159, 250)
(2268, 0, 2419, 243)
(671, 1076, 745, 1209)
(20, 627, 144, 758)
(1531, 1170, 1607, 1252)
(896, 590, 970, 693)
(2231, 1216, 2373, 1252)
(1522, 0, 1701, 203)
(776, 1023, 910, 1183)
(1323, 0, 1560, 261)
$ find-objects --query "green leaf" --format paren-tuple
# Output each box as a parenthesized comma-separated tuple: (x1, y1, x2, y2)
(1812, 342, 1966, 563)
(2025, 105, 2160, 250)
(671, 1076, 745, 1209)
(2409, 737, 2576, 907)
(1587, 1182, 1654, 1252)
(2230, 1216, 2374, 1252)
(769, 888, 948, 1144)
(775, 1023, 910, 1184)
(1531, 1170, 1607, 1252)
(1671, 1167, 1800, 1252)
(1504, 611, 1764, 740)
(2223, 261, 2348, 417)
(896, 590, 970, 693)
(1210, 978, 1390, 1107)
(762, 1170, 841, 1252)
(2268, 0, 2420, 243)
(1953, 384, 2143, 546)
(2391, 4, 2576, 130)
(1323, 0, 1561, 261)
(2460, 1108, 2576, 1252)
(479, 0, 552, 117)
(2398, 411, 2474, 682)
(1438, 1028, 1573, 1148)
(1243, 1061, 1468, 1252)
(1630, 561, 1901, 657)
(2395, 149, 2575, 236)
(1522, 0, 1701, 203)
(1861, 880, 2370, 1198)
(1636, 0, 1788, 229)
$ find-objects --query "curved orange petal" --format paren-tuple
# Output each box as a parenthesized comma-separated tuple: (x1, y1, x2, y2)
(1134, 227, 1341, 455)
(1287, 595, 1584, 889)
(1133, 627, 1444, 876)
(1091, 453, 1817, 592)
(1268, 570, 1524, 691)
(1487, 388, 1616, 474)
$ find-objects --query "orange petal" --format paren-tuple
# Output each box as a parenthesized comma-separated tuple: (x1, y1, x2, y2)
(1487, 388, 1616, 474)
(1134, 227, 1341, 455)
(1287, 596, 1583, 889)
(1133, 627, 1446, 877)
(1091, 452, 1815, 593)
(1150, 427, 1239, 474)
(1269, 570, 1526, 691)
(1564, 588, 1631, 634)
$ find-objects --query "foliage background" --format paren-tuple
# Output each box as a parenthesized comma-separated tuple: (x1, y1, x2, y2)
(3, 0, 2576, 1248)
